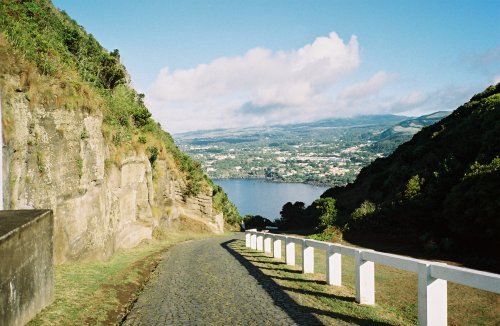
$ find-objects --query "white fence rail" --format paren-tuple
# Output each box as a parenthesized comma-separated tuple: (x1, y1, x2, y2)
(245, 230, 500, 326)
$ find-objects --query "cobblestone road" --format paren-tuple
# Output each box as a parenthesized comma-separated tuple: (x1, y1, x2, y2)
(123, 235, 324, 325)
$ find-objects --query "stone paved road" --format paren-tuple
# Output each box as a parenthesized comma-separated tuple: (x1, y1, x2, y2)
(123, 235, 324, 325)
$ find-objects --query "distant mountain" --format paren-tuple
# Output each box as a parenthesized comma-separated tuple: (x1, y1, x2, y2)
(321, 84, 500, 265)
(176, 114, 411, 140)
(370, 111, 451, 155)
(376, 111, 451, 140)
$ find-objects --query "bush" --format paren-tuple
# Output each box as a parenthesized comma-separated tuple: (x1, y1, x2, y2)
(351, 200, 376, 221)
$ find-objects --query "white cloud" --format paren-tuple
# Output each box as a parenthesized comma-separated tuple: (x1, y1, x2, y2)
(340, 71, 394, 98)
(147, 32, 360, 133)
(146, 32, 476, 134)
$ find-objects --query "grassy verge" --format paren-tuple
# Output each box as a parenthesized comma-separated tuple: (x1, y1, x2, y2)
(29, 232, 215, 326)
(232, 239, 500, 325)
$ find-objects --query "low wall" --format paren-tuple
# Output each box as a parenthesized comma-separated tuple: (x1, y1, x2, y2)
(0, 210, 54, 326)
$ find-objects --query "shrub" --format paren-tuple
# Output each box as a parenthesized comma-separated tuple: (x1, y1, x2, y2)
(404, 174, 424, 199)
(351, 200, 376, 221)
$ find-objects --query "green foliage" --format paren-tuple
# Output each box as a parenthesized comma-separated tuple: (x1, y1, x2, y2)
(243, 215, 274, 229)
(464, 157, 500, 178)
(210, 182, 242, 225)
(404, 175, 424, 200)
(313, 197, 337, 230)
(80, 128, 89, 140)
(36, 151, 45, 174)
(351, 200, 376, 221)
(0, 0, 127, 89)
(278, 201, 305, 228)
(307, 227, 342, 242)
(76, 157, 83, 178)
(146, 146, 159, 168)
(138, 135, 147, 144)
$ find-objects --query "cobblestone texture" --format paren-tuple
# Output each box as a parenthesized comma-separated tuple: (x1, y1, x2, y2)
(123, 235, 324, 325)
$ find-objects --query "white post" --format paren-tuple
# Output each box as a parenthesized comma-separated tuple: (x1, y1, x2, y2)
(250, 233, 257, 250)
(264, 236, 272, 254)
(285, 237, 295, 266)
(418, 263, 447, 326)
(355, 250, 375, 305)
(273, 238, 282, 259)
(302, 240, 314, 274)
(256, 234, 264, 251)
(245, 232, 251, 248)
(326, 246, 341, 286)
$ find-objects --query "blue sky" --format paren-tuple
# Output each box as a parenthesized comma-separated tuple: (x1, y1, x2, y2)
(53, 0, 500, 133)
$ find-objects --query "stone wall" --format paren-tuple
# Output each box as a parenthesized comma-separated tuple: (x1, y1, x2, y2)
(0, 210, 53, 326)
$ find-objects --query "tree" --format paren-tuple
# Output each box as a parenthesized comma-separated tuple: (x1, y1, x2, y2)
(279, 201, 305, 229)
(313, 197, 337, 230)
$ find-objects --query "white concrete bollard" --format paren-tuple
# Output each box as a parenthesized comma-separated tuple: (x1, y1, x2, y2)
(245, 232, 251, 248)
(264, 236, 272, 254)
(273, 238, 282, 259)
(285, 237, 296, 266)
(250, 233, 257, 250)
(355, 250, 375, 305)
(418, 263, 447, 326)
(256, 235, 264, 251)
(326, 246, 341, 286)
(302, 240, 314, 273)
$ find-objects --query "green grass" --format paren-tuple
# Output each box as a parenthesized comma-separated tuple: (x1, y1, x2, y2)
(28, 232, 215, 326)
(234, 239, 500, 325)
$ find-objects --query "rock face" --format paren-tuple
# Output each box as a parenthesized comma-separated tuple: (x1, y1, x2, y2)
(2, 77, 223, 264)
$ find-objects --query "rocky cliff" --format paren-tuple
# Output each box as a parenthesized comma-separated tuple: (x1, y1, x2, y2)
(1, 73, 223, 263)
(0, 1, 227, 264)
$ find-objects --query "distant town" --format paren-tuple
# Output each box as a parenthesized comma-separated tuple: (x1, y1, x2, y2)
(176, 113, 449, 186)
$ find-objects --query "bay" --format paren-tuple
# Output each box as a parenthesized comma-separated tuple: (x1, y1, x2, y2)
(213, 179, 329, 221)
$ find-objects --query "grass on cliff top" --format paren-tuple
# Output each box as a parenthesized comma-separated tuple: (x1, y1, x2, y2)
(231, 240, 500, 326)
(28, 232, 215, 326)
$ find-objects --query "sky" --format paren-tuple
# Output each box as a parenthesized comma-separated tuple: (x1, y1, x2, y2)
(52, 0, 500, 134)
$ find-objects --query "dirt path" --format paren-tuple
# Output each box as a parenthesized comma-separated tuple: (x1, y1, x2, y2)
(122, 235, 324, 325)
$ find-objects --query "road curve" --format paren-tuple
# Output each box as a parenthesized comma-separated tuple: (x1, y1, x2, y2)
(122, 235, 323, 325)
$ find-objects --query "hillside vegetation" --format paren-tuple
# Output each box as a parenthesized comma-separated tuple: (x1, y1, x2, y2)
(0, 0, 240, 227)
(319, 84, 500, 269)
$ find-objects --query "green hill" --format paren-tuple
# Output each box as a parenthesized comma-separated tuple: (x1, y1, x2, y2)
(321, 84, 500, 269)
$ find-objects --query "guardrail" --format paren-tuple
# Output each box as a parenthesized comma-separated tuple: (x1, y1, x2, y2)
(245, 230, 500, 326)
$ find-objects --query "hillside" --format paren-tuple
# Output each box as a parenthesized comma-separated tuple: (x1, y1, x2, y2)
(370, 111, 451, 155)
(321, 84, 500, 268)
(0, 0, 240, 263)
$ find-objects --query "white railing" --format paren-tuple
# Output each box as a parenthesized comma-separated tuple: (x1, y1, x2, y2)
(245, 230, 500, 326)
